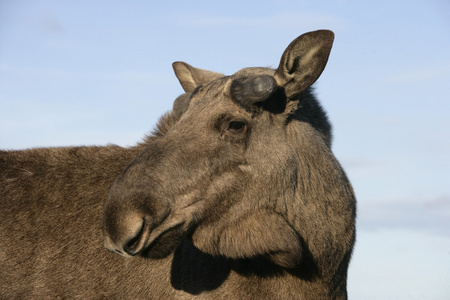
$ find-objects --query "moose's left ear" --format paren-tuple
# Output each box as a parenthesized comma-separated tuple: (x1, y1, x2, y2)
(274, 30, 334, 100)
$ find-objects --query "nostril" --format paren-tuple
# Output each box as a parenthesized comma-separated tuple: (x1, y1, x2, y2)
(123, 218, 148, 256)
(103, 213, 152, 257)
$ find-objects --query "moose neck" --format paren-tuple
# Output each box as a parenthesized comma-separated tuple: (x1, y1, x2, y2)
(281, 119, 355, 293)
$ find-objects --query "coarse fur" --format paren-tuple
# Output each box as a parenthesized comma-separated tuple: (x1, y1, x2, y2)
(0, 110, 186, 299)
(104, 30, 356, 299)
(1, 30, 356, 299)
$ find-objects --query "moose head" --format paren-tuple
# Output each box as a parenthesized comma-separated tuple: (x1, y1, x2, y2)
(103, 30, 354, 273)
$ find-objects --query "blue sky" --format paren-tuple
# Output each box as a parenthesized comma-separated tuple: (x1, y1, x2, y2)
(1, 0, 449, 298)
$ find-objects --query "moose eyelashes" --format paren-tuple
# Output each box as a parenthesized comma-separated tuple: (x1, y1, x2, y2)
(219, 119, 249, 142)
(222, 121, 247, 135)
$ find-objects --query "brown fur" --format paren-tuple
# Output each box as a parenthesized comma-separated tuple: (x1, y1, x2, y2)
(1, 30, 356, 299)
(0, 112, 183, 298)
(104, 30, 356, 299)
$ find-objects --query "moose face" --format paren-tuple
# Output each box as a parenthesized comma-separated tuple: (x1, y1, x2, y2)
(103, 30, 336, 268)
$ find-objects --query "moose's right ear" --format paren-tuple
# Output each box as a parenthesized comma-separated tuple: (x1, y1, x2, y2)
(274, 30, 334, 100)
(172, 62, 224, 92)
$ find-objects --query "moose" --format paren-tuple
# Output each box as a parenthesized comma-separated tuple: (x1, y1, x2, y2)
(1, 30, 355, 299)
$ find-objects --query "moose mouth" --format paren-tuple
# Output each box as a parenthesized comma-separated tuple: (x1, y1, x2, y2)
(123, 216, 188, 259)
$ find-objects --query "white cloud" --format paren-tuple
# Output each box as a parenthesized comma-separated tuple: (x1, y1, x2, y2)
(424, 195, 450, 210)
(357, 195, 450, 238)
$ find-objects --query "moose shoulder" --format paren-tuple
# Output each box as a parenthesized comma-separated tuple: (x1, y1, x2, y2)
(104, 29, 356, 299)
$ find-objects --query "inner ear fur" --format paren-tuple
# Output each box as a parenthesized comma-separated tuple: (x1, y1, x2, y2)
(274, 30, 334, 100)
(172, 61, 224, 92)
(217, 210, 302, 269)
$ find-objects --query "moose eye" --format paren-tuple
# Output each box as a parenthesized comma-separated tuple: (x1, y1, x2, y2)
(229, 121, 245, 131)
(222, 120, 247, 135)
